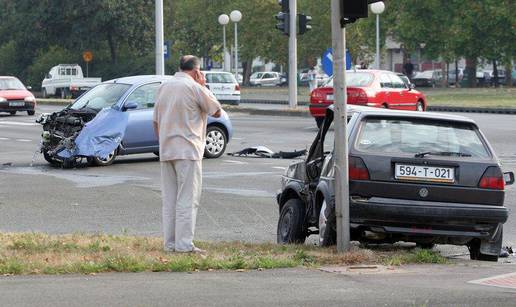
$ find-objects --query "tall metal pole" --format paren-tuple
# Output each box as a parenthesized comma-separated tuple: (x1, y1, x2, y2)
(376, 14, 380, 69)
(288, 0, 297, 108)
(331, 0, 350, 252)
(223, 25, 227, 72)
(234, 23, 238, 79)
(155, 0, 164, 75)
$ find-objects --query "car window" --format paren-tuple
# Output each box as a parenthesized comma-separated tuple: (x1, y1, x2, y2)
(379, 74, 392, 88)
(125, 83, 161, 110)
(263, 73, 273, 79)
(324, 72, 374, 87)
(70, 83, 131, 110)
(206, 73, 237, 84)
(389, 74, 407, 89)
(355, 117, 490, 158)
(0, 77, 26, 90)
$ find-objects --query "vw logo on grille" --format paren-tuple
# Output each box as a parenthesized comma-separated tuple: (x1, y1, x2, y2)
(419, 188, 429, 198)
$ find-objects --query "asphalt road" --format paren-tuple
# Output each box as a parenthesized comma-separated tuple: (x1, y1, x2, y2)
(0, 105, 515, 253)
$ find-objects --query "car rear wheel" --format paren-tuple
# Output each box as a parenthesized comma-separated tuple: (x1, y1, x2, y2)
(88, 150, 117, 166)
(468, 227, 502, 262)
(9, 111, 16, 115)
(204, 125, 227, 159)
(416, 101, 424, 111)
(319, 200, 336, 247)
(27, 110, 35, 116)
(277, 198, 306, 244)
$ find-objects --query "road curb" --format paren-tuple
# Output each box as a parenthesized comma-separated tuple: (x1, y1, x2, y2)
(240, 99, 516, 115)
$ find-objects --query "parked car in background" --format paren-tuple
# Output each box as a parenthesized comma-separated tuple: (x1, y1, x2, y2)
(0, 76, 36, 116)
(309, 70, 427, 127)
(203, 71, 240, 105)
(448, 68, 464, 86)
(249, 72, 283, 86)
(41, 64, 102, 99)
(484, 70, 507, 86)
(37, 75, 233, 168)
(277, 105, 513, 262)
(412, 70, 440, 87)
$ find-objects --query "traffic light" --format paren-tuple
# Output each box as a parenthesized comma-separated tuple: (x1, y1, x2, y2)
(278, 0, 289, 13)
(298, 14, 312, 35)
(275, 12, 290, 36)
(341, 0, 368, 24)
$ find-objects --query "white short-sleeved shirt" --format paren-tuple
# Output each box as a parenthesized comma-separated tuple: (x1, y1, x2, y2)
(153, 72, 221, 161)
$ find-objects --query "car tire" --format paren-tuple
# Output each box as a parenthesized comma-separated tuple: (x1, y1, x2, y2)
(9, 111, 16, 115)
(88, 150, 117, 166)
(277, 198, 306, 244)
(319, 200, 336, 247)
(416, 101, 425, 111)
(315, 117, 324, 128)
(43, 152, 60, 166)
(468, 227, 502, 262)
(27, 110, 35, 116)
(204, 125, 227, 159)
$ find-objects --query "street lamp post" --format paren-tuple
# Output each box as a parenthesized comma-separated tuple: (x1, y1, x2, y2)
(218, 14, 230, 72)
(370, 2, 385, 70)
(230, 10, 242, 80)
(155, 0, 165, 75)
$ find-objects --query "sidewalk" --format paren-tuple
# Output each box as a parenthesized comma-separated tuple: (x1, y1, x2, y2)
(1, 263, 515, 306)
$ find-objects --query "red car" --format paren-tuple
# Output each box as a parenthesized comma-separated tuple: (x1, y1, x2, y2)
(309, 70, 426, 126)
(0, 76, 36, 116)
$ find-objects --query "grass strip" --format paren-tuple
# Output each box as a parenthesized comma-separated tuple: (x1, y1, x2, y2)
(0, 233, 449, 275)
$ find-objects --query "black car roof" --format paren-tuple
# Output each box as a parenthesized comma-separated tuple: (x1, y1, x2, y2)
(328, 105, 477, 125)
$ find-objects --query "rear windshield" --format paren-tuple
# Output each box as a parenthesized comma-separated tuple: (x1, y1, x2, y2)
(355, 117, 490, 158)
(205, 73, 237, 84)
(324, 72, 374, 87)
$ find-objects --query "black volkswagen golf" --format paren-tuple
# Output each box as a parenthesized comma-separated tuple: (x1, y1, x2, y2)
(277, 106, 514, 261)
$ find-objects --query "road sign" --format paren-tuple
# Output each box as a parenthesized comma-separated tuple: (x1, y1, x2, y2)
(322, 48, 352, 76)
(82, 51, 93, 63)
(164, 41, 170, 60)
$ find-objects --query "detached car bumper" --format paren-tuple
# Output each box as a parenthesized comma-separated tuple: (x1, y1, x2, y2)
(350, 197, 508, 239)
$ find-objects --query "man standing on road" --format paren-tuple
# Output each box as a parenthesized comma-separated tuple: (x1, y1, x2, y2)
(307, 66, 318, 93)
(153, 55, 222, 253)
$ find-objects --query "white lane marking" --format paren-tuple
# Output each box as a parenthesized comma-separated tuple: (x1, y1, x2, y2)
(0, 121, 38, 126)
(273, 166, 286, 170)
(222, 159, 248, 165)
(16, 139, 33, 142)
(0, 137, 9, 141)
(232, 137, 244, 140)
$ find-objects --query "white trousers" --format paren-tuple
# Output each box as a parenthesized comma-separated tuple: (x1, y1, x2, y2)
(160, 159, 202, 252)
(309, 80, 318, 92)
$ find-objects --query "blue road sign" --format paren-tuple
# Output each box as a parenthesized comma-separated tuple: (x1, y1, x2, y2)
(321, 48, 352, 77)
(164, 41, 171, 60)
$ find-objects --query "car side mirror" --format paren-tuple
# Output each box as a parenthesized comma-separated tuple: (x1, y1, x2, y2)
(123, 101, 138, 111)
(409, 83, 416, 90)
(504, 172, 514, 185)
(26, 86, 32, 90)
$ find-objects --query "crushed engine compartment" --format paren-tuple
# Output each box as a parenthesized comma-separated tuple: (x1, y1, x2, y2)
(37, 108, 98, 165)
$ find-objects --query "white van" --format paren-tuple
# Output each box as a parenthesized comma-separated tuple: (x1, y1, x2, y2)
(41, 64, 101, 98)
(202, 71, 240, 105)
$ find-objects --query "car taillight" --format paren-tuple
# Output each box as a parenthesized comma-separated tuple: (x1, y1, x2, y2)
(349, 156, 369, 180)
(478, 166, 505, 190)
(235, 84, 240, 91)
(347, 89, 368, 103)
(310, 89, 325, 100)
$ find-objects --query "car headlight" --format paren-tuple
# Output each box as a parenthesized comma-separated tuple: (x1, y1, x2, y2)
(0, 97, 6, 102)
(24, 96, 36, 103)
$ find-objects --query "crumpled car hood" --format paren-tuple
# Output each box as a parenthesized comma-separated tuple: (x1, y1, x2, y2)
(57, 107, 128, 159)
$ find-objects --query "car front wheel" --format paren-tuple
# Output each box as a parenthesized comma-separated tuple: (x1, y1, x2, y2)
(88, 150, 117, 166)
(277, 198, 306, 244)
(416, 101, 425, 111)
(204, 125, 227, 159)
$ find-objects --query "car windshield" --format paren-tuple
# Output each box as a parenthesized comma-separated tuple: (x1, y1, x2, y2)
(0, 78, 26, 90)
(70, 83, 131, 110)
(206, 73, 237, 84)
(355, 117, 490, 158)
(324, 72, 374, 87)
